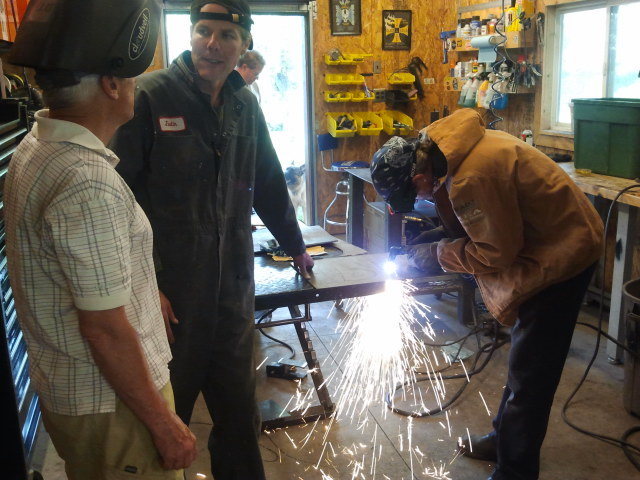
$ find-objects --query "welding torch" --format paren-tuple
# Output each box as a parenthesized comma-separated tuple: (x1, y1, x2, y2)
(388, 246, 408, 261)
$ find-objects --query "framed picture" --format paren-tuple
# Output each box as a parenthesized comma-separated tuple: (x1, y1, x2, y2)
(330, 0, 361, 36)
(382, 10, 412, 50)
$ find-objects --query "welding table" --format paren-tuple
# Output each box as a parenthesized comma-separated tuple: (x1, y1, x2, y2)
(254, 240, 474, 429)
(560, 162, 640, 363)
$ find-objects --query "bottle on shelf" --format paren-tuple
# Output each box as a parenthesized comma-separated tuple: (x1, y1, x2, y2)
(463, 77, 480, 107)
(477, 75, 490, 108)
(458, 77, 473, 106)
(454, 62, 462, 78)
(483, 74, 498, 109)
(461, 21, 472, 39)
(470, 16, 481, 36)
(456, 17, 463, 38)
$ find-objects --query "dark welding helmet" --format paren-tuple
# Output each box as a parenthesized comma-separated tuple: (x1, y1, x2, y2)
(370, 136, 419, 214)
(191, 0, 254, 49)
(9, 0, 160, 87)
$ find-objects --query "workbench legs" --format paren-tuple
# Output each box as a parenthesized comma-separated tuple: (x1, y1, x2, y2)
(260, 305, 334, 430)
(607, 204, 637, 363)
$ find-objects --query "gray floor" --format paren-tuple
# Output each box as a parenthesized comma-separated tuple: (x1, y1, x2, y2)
(41, 294, 640, 480)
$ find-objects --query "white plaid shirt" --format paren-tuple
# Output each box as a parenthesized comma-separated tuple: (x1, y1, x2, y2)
(5, 110, 171, 415)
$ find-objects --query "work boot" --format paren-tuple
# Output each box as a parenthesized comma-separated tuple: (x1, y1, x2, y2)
(458, 432, 497, 462)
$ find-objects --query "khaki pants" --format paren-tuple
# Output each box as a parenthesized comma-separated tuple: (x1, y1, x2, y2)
(41, 383, 184, 480)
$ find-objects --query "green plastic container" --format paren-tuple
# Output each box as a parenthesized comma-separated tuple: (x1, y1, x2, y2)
(572, 98, 640, 179)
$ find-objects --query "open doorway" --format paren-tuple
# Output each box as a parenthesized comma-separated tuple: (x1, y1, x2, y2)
(163, 9, 313, 223)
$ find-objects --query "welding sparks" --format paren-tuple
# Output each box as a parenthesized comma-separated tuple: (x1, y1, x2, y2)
(327, 279, 436, 421)
(263, 278, 479, 479)
(478, 391, 492, 416)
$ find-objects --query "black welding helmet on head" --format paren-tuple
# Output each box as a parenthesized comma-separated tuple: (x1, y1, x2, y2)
(8, 0, 160, 86)
(370, 136, 419, 214)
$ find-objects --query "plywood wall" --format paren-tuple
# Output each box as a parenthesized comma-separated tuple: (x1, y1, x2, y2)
(311, 0, 541, 229)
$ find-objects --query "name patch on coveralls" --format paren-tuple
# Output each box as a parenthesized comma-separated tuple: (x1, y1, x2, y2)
(158, 117, 186, 132)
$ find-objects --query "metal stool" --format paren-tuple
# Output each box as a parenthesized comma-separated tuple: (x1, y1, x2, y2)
(317, 133, 368, 234)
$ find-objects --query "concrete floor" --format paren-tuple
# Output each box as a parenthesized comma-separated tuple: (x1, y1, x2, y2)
(41, 294, 640, 480)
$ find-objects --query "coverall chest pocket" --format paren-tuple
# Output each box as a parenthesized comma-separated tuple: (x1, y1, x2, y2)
(151, 134, 203, 181)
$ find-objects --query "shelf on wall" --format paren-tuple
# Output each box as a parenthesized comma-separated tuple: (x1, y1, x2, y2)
(387, 72, 415, 85)
(323, 90, 374, 103)
(324, 53, 373, 66)
(325, 73, 365, 85)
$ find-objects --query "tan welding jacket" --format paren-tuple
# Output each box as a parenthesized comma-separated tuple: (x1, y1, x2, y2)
(427, 109, 604, 326)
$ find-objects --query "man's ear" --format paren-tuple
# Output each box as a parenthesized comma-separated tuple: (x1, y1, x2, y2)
(99, 75, 119, 100)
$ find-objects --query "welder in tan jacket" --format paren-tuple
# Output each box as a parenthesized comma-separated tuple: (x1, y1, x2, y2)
(370, 108, 603, 480)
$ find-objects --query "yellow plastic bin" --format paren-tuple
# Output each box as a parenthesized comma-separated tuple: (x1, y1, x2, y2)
(325, 74, 344, 85)
(324, 91, 352, 102)
(388, 72, 416, 84)
(353, 112, 383, 136)
(381, 110, 414, 136)
(326, 112, 357, 138)
(323, 53, 372, 65)
(350, 90, 373, 102)
(341, 53, 373, 64)
(342, 74, 365, 85)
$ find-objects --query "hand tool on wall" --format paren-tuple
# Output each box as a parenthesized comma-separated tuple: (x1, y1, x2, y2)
(407, 56, 427, 99)
(439, 30, 456, 64)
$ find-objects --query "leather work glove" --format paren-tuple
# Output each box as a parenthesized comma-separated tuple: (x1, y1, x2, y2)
(409, 225, 447, 245)
(406, 242, 443, 273)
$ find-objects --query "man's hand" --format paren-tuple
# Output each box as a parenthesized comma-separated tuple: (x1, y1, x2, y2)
(409, 226, 447, 245)
(406, 242, 443, 273)
(149, 410, 197, 470)
(78, 306, 196, 470)
(292, 252, 314, 279)
(158, 290, 178, 344)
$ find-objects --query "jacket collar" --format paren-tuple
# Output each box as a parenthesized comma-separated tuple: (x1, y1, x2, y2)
(172, 50, 247, 96)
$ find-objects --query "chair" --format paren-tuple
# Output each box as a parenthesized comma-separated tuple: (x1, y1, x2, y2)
(317, 133, 369, 235)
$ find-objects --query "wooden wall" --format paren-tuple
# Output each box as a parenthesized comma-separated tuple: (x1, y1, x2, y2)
(312, 0, 457, 230)
(311, 0, 544, 229)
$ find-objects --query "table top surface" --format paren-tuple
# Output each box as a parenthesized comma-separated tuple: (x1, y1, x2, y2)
(560, 162, 640, 208)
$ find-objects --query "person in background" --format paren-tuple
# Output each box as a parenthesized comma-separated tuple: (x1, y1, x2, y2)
(110, 1, 313, 478)
(370, 108, 604, 480)
(5, 1, 197, 479)
(236, 50, 266, 102)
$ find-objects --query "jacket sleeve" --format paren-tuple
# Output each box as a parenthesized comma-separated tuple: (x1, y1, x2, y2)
(437, 173, 523, 275)
(252, 107, 306, 257)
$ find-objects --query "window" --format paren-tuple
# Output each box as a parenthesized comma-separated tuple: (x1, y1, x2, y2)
(544, 0, 640, 133)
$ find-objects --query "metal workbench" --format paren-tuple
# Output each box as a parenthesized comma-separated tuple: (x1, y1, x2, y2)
(254, 239, 474, 429)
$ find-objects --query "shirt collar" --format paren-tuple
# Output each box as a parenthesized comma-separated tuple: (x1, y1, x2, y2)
(32, 109, 119, 166)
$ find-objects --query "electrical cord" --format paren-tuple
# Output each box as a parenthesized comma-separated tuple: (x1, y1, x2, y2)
(561, 184, 640, 471)
(386, 318, 509, 417)
(256, 309, 296, 359)
(576, 321, 639, 358)
(488, 0, 508, 129)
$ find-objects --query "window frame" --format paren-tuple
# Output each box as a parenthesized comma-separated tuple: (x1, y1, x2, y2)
(537, 0, 638, 148)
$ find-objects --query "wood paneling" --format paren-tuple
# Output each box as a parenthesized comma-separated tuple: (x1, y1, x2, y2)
(311, 0, 546, 230)
(312, 0, 458, 231)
